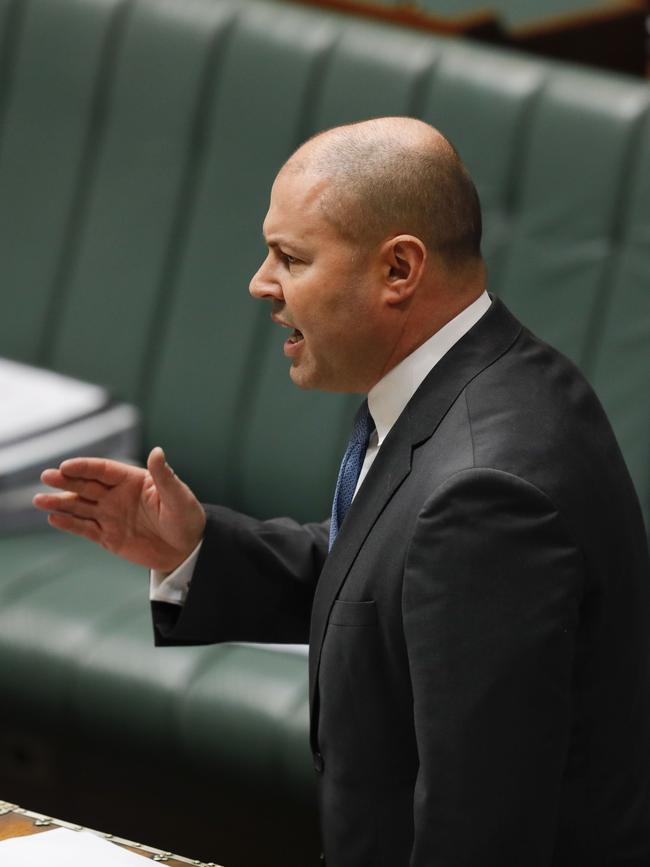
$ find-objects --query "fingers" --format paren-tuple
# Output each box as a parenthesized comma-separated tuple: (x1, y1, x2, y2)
(39, 454, 145, 499)
(40, 468, 109, 500)
(33, 491, 98, 520)
(147, 447, 187, 504)
(47, 511, 101, 543)
(36, 491, 103, 544)
(147, 446, 167, 478)
(56, 456, 130, 486)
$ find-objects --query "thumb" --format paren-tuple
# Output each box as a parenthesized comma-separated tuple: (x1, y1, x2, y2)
(147, 446, 187, 504)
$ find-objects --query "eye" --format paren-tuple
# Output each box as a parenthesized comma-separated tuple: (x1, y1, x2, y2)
(282, 252, 297, 267)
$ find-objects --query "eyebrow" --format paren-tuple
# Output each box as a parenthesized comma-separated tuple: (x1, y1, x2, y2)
(264, 234, 286, 248)
(264, 234, 306, 254)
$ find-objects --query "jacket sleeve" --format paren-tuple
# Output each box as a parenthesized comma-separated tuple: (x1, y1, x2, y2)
(403, 467, 584, 867)
(152, 504, 329, 646)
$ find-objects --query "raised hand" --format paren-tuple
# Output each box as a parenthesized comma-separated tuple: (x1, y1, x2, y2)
(32, 446, 206, 572)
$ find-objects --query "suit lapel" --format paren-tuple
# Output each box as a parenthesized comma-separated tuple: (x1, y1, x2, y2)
(308, 298, 523, 724)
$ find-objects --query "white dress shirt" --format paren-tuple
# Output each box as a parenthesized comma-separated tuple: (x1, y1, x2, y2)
(150, 291, 491, 606)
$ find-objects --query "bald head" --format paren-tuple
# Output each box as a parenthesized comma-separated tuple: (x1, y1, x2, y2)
(282, 117, 483, 272)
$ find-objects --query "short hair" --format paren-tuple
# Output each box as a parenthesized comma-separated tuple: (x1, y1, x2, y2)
(293, 121, 483, 270)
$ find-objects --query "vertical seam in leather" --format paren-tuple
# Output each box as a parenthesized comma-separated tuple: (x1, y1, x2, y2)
(502, 71, 548, 219)
(496, 70, 549, 301)
(292, 20, 341, 146)
(0, 0, 27, 149)
(137, 4, 241, 412)
(38, 0, 134, 367)
(406, 46, 440, 120)
(222, 19, 343, 507)
(581, 97, 650, 378)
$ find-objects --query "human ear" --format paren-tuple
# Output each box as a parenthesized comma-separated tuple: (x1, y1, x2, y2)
(381, 235, 426, 305)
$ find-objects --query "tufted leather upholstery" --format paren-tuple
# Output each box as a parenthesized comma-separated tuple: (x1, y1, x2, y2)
(0, 0, 648, 864)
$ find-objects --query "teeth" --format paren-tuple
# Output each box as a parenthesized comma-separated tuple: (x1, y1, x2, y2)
(288, 329, 303, 344)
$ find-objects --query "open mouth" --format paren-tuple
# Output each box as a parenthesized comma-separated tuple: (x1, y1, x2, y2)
(286, 328, 304, 345)
(273, 314, 305, 356)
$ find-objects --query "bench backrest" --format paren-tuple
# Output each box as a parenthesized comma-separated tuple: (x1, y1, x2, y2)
(0, 0, 648, 529)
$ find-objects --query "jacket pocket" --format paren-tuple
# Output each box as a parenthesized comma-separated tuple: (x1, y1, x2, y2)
(329, 599, 377, 627)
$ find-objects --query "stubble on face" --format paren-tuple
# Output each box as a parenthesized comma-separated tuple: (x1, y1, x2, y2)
(263, 167, 386, 394)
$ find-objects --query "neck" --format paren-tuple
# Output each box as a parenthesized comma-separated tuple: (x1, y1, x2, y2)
(375, 278, 486, 386)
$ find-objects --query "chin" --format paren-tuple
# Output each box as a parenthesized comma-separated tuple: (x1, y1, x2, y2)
(290, 365, 338, 392)
(289, 364, 317, 390)
(291, 371, 357, 394)
(289, 359, 366, 393)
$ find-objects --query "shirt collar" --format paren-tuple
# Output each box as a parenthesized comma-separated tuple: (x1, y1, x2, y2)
(367, 291, 491, 445)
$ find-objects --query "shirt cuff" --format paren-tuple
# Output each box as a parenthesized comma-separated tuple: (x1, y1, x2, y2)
(149, 541, 203, 606)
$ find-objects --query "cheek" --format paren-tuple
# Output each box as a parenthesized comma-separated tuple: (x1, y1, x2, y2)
(288, 284, 330, 332)
(289, 263, 371, 340)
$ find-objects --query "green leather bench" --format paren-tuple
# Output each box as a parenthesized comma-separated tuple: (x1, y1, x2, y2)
(0, 0, 649, 865)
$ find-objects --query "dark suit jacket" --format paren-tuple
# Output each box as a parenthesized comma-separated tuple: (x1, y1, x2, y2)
(153, 298, 650, 866)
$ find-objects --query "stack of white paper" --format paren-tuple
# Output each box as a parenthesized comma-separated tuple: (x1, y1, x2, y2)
(0, 827, 150, 865)
(0, 358, 140, 531)
(0, 359, 108, 446)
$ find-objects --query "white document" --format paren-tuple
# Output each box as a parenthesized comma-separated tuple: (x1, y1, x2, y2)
(0, 827, 150, 865)
(0, 403, 138, 476)
(0, 358, 108, 446)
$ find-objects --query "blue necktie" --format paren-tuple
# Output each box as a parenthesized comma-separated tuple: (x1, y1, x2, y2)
(329, 400, 374, 550)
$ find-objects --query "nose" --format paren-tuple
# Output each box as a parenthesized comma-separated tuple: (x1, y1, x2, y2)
(249, 253, 283, 301)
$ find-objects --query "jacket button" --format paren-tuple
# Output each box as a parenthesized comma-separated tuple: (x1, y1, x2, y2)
(313, 751, 324, 773)
(319, 853, 326, 864)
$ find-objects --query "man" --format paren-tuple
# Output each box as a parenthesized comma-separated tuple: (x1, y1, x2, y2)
(34, 118, 650, 866)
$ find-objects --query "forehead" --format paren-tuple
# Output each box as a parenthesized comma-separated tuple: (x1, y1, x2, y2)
(263, 168, 336, 243)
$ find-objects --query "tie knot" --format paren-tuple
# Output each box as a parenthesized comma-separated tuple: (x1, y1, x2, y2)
(351, 400, 374, 449)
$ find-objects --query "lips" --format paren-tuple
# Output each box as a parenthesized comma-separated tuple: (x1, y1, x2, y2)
(280, 323, 305, 359)
(287, 328, 304, 344)
(272, 313, 304, 348)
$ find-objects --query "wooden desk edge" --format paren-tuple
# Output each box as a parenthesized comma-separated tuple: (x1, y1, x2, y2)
(0, 802, 225, 867)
